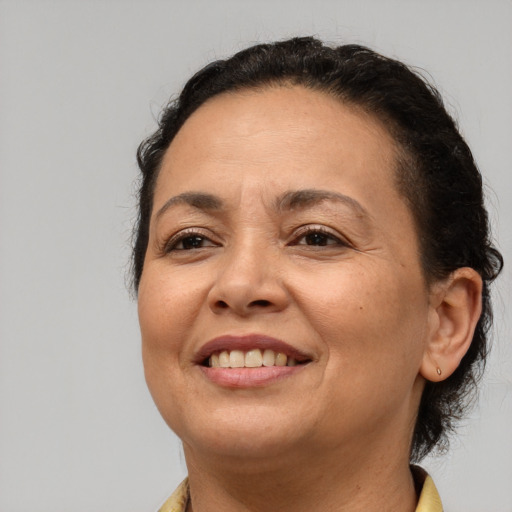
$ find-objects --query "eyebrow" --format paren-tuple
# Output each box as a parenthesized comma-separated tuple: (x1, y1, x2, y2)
(155, 192, 223, 220)
(154, 188, 370, 221)
(276, 189, 371, 219)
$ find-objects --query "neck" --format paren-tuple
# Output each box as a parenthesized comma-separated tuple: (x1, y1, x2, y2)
(183, 437, 418, 512)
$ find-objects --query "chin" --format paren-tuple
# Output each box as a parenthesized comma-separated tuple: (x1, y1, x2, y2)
(170, 405, 310, 462)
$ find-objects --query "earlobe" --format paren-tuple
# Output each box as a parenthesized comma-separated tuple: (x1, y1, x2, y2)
(420, 268, 483, 382)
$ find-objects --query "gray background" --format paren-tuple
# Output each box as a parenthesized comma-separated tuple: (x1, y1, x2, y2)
(1, 1, 511, 511)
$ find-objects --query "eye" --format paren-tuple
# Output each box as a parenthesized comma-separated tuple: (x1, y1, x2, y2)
(165, 229, 219, 252)
(291, 226, 348, 247)
(300, 231, 336, 246)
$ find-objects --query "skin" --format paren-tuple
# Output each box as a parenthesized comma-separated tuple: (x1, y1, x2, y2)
(138, 85, 482, 511)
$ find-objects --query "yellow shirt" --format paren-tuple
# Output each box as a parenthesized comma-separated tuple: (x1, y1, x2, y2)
(157, 469, 443, 512)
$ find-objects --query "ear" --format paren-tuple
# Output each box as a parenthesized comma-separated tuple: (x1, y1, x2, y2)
(420, 267, 483, 382)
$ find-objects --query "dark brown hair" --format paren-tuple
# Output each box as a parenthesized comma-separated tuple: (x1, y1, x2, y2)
(133, 37, 503, 461)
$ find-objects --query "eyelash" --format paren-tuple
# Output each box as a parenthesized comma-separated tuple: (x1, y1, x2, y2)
(290, 225, 349, 248)
(164, 228, 218, 253)
(163, 225, 348, 253)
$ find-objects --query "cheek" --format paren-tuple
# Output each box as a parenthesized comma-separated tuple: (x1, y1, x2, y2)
(299, 264, 429, 426)
(137, 269, 207, 426)
(138, 268, 207, 368)
(294, 262, 428, 365)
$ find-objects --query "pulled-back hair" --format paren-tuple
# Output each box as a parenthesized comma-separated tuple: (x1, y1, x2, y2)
(133, 37, 503, 461)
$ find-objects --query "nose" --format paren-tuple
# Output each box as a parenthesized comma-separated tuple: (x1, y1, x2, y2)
(207, 240, 289, 316)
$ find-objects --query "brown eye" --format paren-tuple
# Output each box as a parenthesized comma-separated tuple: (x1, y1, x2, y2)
(180, 235, 208, 250)
(165, 230, 219, 252)
(292, 226, 345, 247)
(302, 232, 334, 246)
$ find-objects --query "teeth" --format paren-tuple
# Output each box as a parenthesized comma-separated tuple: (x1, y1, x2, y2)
(245, 349, 263, 367)
(262, 349, 275, 367)
(219, 350, 230, 368)
(275, 352, 287, 366)
(209, 349, 304, 368)
(229, 350, 245, 368)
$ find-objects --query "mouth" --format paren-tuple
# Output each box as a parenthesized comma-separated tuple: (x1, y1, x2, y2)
(195, 334, 313, 387)
(196, 334, 312, 367)
(205, 348, 305, 368)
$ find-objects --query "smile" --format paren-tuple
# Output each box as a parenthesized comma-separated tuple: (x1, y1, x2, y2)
(209, 349, 299, 368)
(196, 334, 313, 387)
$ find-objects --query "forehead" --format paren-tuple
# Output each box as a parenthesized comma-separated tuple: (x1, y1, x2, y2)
(156, 85, 404, 210)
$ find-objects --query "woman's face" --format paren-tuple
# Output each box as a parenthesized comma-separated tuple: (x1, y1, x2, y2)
(138, 86, 435, 461)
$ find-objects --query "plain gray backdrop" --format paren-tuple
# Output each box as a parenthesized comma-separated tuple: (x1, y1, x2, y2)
(1, 1, 511, 511)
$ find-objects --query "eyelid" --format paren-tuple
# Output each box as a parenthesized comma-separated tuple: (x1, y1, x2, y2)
(289, 224, 351, 247)
(163, 227, 219, 253)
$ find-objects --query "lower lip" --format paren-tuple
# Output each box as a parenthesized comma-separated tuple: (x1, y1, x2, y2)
(199, 365, 307, 388)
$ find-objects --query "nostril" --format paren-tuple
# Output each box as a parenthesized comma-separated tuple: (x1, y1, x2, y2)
(210, 297, 280, 314)
(249, 299, 272, 307)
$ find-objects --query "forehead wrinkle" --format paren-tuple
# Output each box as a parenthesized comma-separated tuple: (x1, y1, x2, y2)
(154, 191, 223, 221)
(275, 189, 372, 221)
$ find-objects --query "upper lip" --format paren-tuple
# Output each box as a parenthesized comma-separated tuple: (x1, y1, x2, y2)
(194, 334, 313, 365)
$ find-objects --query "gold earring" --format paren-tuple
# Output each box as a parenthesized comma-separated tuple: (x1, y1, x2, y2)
(436, 367, 442, 376)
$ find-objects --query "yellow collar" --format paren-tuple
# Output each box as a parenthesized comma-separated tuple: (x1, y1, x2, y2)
(413, 467, 443, 512)
(158, 469, 443, 512)
(158, 478, 189, 512)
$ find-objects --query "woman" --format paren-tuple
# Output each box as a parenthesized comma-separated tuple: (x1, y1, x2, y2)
(133, 37, 502, 511)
